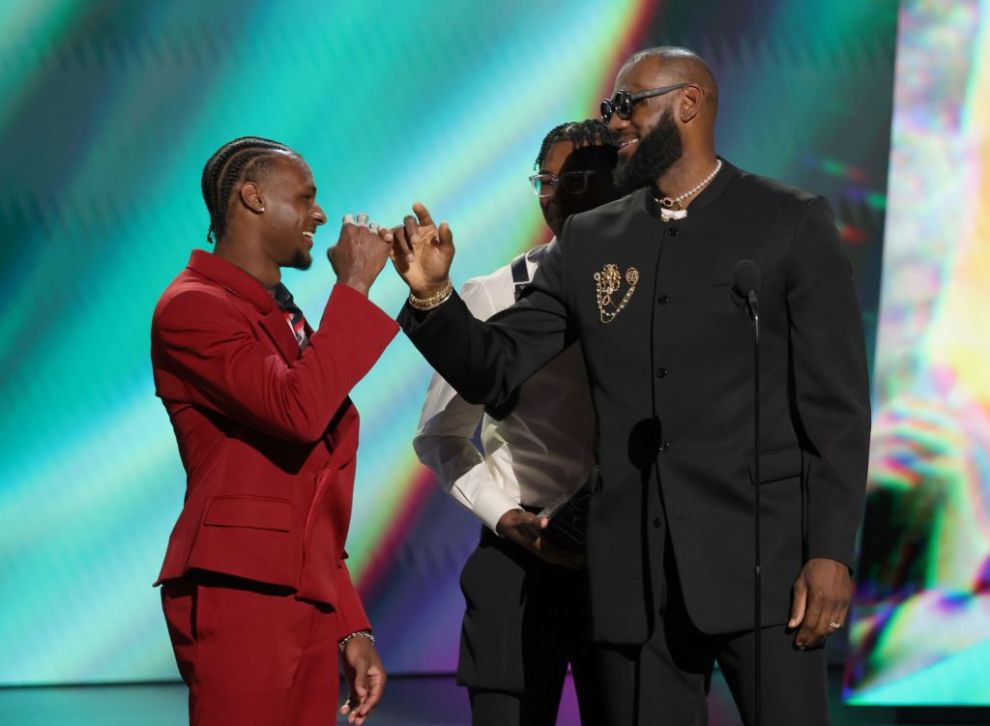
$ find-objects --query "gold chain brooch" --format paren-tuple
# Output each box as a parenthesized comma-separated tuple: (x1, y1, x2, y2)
(594, 264, 639, 323)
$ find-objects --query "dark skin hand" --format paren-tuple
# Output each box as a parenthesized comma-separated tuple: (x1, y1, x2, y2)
(788, 558, 853, 648)
(496, 509, 585, 569)
(329, 221, 394, 297)
(339, 637, 386, 724)
(388, 203, 454, 298)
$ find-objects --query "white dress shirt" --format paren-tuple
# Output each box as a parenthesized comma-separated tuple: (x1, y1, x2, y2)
(413, 242, 596, 533)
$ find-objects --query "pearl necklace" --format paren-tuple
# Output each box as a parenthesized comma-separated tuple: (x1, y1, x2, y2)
(655, 159, 723, 221)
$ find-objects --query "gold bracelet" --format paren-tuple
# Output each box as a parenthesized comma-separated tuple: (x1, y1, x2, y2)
(408, 280, 453, 310)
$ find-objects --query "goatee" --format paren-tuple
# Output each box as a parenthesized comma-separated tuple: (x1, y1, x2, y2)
(613, 108, 683, 195)
(290, 250, 313, 271)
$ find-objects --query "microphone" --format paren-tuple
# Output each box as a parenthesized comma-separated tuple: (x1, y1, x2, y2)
(732, 259, 761, 322)
(733, 258, 763, 726)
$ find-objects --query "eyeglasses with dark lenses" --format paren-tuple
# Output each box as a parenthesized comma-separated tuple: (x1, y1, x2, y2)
(600, 82, 690, 123)
(528, 170, 596, 198)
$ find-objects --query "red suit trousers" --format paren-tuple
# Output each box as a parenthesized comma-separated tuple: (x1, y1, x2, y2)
(161, 573, 340, 726)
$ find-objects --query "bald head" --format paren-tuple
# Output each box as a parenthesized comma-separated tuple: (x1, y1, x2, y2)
(608, 46, 720, 194)
(623, 46, 719, 119)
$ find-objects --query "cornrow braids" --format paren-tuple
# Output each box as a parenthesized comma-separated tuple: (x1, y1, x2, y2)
(201, 136, 292, 244)
(534, 119, 618, 170)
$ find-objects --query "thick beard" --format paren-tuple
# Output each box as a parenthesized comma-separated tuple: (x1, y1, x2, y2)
(613, 108, 683, 195)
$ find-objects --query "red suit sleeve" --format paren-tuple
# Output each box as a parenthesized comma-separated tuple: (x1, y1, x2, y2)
(153, 283, 399, 443)
(333, 561, 372, 638)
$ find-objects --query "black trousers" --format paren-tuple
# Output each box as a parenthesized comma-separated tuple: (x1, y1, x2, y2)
(595, 532, 829, 726)
(458, 526, 605, 726)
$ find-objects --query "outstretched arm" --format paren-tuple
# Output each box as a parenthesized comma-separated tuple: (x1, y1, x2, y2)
(153, 222, 398, 443)
(391, 203, 575, 408)
(414, 278, 583, 569)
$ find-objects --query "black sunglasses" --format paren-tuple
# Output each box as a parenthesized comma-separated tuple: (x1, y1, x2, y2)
(600, 82, 689, 123)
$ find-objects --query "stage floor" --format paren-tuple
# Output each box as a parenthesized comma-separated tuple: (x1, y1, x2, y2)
(1, 667, 983, 725)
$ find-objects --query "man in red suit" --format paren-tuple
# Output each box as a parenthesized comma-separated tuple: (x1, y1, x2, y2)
(151, 136, 398, 725)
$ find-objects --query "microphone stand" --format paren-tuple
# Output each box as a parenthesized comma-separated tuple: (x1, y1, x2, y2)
(746, 289, 762, 726)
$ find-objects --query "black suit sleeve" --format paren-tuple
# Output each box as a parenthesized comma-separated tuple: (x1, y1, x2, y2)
(399, 238, 575, 407)
(786, 197, 872, 569)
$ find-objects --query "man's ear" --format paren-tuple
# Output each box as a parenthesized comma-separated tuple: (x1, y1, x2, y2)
(239, 181, 265, 214)
(678, 85, 705, 124)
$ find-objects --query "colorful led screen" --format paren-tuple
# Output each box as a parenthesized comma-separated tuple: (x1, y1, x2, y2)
(846, 0, 990, 706)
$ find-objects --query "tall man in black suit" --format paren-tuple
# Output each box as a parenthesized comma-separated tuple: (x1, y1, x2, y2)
(390, 47, 870, 725)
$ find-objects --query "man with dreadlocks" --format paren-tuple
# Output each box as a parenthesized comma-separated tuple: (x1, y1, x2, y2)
(413, 120, 618, 725)
(151, 136, 396, 725)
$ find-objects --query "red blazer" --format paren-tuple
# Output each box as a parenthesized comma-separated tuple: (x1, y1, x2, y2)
(151, 250, 398, 637)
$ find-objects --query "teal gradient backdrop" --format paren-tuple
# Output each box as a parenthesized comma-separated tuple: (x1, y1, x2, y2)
(847, 0, 990, 706)
(0, 0, 898, 686)
(0, 0, 647, 685)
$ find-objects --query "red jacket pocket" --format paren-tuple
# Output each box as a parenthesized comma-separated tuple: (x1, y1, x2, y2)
(204, 496, 292, 532)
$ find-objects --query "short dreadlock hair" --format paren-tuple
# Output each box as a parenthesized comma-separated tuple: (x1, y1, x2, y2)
(534, 119, 617, 171)
(201, 136, 294, 244)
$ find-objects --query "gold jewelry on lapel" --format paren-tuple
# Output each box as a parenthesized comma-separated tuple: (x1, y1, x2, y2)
(594, 264, 639, 323)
